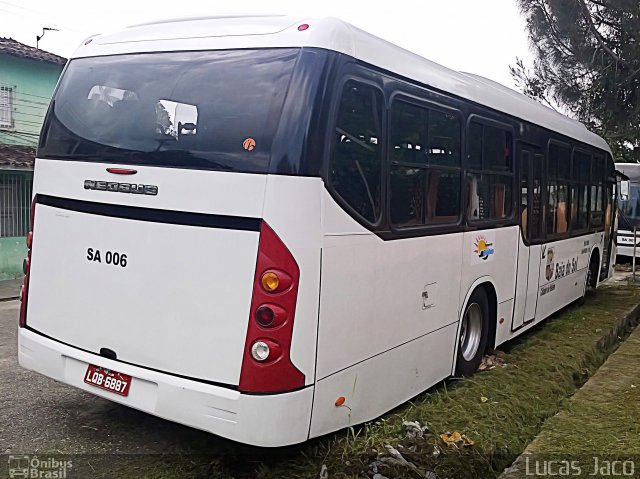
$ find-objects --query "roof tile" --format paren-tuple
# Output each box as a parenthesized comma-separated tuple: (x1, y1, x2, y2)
(0, 144, 35, 169)
(0, 37, 66, 65)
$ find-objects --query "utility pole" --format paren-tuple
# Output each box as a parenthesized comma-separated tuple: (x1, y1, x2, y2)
(36, 27, 58, 49)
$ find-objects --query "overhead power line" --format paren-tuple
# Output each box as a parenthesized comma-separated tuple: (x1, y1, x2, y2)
(0, 0, 90, 34)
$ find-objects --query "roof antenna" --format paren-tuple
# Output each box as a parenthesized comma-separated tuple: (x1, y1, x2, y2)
(36, 27, 58, 49)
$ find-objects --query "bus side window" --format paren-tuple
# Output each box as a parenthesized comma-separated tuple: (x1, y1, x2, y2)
(520, 150, 530, 239)
(547, 142, 571, 236)
(467, 121, 513, 222)
(591, 153, 605, 227)
(329, 80, 384, 223)
(389, 100, 461, 227)
(530, 154, 544, 241)
(571, 150, 590, 231)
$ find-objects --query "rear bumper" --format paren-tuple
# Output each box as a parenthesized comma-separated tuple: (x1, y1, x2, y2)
(18, 328, 313, 447)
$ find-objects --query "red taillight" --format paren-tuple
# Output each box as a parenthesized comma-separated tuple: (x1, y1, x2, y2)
(239, 221, 305, 393)
(255, 304, 287, 328)
(256, 306, 275, 327)
(19, 196, 36, 328)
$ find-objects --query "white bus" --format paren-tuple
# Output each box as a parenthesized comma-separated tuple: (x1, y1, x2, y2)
(615, 162, 640, 257)
(18, 16, 616, 447)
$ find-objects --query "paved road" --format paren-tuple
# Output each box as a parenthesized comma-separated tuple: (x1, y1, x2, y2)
(0, 278, 21, 301)
(0, 300, 287, 478)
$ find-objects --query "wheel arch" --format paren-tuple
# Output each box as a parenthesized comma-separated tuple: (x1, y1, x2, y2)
(454, 277, 498, 374)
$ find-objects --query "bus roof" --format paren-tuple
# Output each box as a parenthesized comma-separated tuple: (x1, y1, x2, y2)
(616, 162, 640, 182)
(75, 15, 611, 154)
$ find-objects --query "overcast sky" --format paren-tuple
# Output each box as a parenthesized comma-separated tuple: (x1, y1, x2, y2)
(1, 0, 533, 89)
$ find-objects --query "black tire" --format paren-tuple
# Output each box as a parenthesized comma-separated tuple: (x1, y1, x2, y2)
(455, 288, 490, 377)
(585, 253, 599, 295)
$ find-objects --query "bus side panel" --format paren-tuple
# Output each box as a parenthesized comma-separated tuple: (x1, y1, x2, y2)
(313, 192, 461, 431)
(261, 175, 323, 386)
(534, 233, 600, 322)
(497, 232, 602, 346)
(309, 322, 457, 439)
(460, 227, 519, 317)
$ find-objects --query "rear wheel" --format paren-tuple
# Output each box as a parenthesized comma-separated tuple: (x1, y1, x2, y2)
(455, 289, 490, 376)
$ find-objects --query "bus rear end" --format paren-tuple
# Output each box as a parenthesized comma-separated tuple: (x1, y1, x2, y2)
(18, 45, 324, 446)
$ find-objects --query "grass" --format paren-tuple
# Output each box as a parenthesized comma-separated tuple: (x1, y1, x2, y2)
(109, 284, 640, 479)
(498, 311, 640, 478)
(234, 285, 640, 479)
(532, 332, 640, 456)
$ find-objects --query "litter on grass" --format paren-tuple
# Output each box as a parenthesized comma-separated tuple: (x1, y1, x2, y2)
(367, 445, 424, 476)
(402, 420, 430, 439)
(440, 431, 475, 449)
(478, 350, 507, 371)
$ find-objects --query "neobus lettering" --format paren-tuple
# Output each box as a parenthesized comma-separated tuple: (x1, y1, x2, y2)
(84, 180, 158, 196)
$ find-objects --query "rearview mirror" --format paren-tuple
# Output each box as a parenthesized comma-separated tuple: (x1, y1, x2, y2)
(620, 180, 630, 201)
(156, 99, 198, 139)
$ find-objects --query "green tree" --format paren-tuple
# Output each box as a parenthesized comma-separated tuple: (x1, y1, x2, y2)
(511, 0, 640, 161)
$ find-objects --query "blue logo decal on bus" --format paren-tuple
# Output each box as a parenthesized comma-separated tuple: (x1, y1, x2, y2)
(474, 237, 494, 260)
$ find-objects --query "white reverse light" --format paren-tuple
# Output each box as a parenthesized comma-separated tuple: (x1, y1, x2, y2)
(251, 341, 270, 361)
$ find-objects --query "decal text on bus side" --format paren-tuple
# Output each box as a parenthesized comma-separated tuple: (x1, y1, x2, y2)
(555, 256, 578, 280)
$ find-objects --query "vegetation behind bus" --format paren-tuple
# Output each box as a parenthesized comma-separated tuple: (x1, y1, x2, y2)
(511, 0, 640, 163)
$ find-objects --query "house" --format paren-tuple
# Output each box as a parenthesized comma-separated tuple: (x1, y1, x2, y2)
(0, 37, 65, 280)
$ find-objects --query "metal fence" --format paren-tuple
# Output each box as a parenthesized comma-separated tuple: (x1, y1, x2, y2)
(0, 171, 33, 238)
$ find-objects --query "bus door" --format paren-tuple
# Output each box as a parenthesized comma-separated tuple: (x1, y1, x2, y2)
(513, 145, 544, 329)
(601, 168, 617, 279)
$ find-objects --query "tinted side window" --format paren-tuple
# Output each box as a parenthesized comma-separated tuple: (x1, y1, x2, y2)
(389, 99, 461, 227)
(329, 80, 383, 223)
(547, 143, 571, 235)
(467, 120, 513, 222)
(591, 153, 605, 227)
(571, 149, 591, 231)
(484, 126, 511, 172)
(428, 110, 461, 167)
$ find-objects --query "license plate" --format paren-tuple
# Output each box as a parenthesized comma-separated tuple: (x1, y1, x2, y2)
(84, 364, 132, 396)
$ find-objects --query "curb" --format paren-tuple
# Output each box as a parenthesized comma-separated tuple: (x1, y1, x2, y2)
(0, 297, 19, 302)
(499, 298, 640, 479)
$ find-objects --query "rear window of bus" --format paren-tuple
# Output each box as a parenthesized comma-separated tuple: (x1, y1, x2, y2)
(39, 48, 299, 172)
